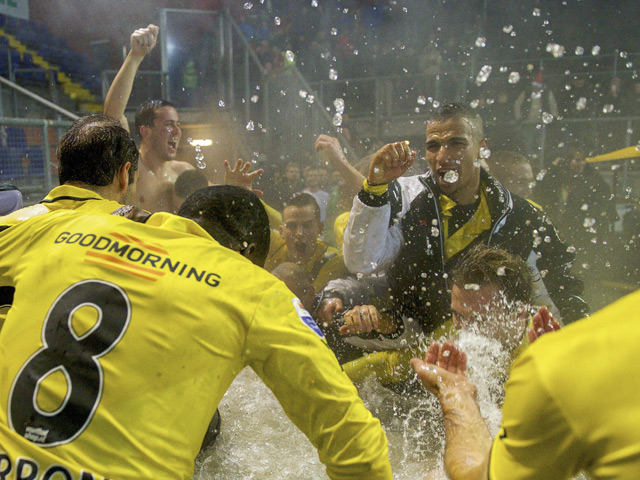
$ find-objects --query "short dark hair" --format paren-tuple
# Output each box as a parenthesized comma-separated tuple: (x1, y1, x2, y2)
(178, 185, 270, 267)
(487, 151, 530, 169)
(134, 99, 176, 139)
(453, 245, 533, 305)
(283, 192, 321, 222)
(57, 114, 139, 186)
(430, 102, 485, 141)
(174, 169, 209, 199)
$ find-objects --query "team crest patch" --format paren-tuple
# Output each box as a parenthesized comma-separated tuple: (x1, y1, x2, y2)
(292, 297, 324, 338)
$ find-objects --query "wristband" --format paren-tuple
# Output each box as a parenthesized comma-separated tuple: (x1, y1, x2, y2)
(363, 178, 388, 196)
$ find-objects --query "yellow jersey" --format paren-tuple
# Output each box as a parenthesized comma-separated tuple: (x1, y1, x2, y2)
(0, 209, 391, 480)
(490, 290, 640, 479)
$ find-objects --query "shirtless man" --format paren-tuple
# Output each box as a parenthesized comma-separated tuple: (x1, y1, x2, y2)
(104, 25, 261, 213)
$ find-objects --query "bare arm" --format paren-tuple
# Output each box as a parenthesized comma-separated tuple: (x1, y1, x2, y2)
(411, 342, 491, 480)
(104, 24, 159, 131)
(315, 134, 366, 196)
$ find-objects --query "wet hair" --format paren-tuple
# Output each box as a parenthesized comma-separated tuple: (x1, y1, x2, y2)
(178, 185, 270, 267)
(174, 169, 209, 199)
(57, 114, 139, 186)
(134, 99, 176, 139)
(453, 245, 533, 305)
(430, 102, 485, 141)
(283, 192, 321, 222)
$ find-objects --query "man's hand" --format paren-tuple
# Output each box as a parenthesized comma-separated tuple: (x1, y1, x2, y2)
(315, 134, 347, 167)
(368, 141, 416, 185)
(316, 297, 344, 328)
(411, 341, 472, 398)
(339, 304, 396, 335)
(130, 24, 159, 58)
(527, 305, 561, 343)
(224, 159, 264, 197)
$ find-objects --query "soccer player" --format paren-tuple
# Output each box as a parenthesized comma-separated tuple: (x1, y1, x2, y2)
(412, 292, 639, 479)
(0, 187, 393, 479)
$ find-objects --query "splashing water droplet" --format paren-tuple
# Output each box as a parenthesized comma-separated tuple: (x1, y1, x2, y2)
(566, 245, 576, 253)
(285, 50, 295, 62)
(443, 171, 459, 183)
(575, 46, 584, 55)
(546, 42, 565, 58)
(298, 89, 308, 98)
(329, 68, 338, 81)
(246, 120, 255, 131)
(464, 283, 481, 291)
(496, 266, 506, 276)
(244, 2, 253, 9)
(333, 98, 345, 114)
(432, 100, 440, 108)
(583, 217, 596, 228)
(591, 45, 601, 55)
(480, 146, 491, 159)
(196, 152, 206, 169)
(250, 95, 259, 103)
(311, 0, 318, 6)
(576, 97, 587, 111)
(475, 65, 492, 85)
(508, 71, 521, 84)
(417, 95, 427, 105)
(502, 25, 513, 34)
(218, 100, 225, 107)
(532, 8, 541, 16)
(331, 28, 338, 36)
(332, 113, 343, 126)
(475, 37, 486, 48)
(470, 99, 480, 108)
(602, 104, 615, 114)
(542, 112, 554, 124)
(305, 94, 315, 104)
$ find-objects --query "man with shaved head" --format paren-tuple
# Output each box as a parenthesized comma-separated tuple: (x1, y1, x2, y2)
(343, 102, 588, 338)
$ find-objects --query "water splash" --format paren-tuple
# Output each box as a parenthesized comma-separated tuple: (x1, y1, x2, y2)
(508, 71, 520, 84)
(443, 171, 459, 183)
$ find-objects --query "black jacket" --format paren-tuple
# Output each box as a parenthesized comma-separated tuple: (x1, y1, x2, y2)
(381, 169, 589, 333)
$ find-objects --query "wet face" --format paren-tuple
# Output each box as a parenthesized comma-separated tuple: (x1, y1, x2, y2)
(451, 283, 526, 349)
(144, 106, 182, 161)
(426, 117, 487, 204)
(279, 205, 322, 263)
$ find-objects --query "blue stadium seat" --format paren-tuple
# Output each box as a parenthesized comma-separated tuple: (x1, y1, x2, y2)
(25, 146, 45, 178)
(0, 146, 24, 180)
(5, 127, 27, 150)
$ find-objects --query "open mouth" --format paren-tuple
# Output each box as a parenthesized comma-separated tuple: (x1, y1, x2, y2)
(438, 170, 459, 184)
(168, 140, 178, 152)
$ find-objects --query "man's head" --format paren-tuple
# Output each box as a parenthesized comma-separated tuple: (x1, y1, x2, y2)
(426, 103, 488, 205)
(304, 165, 326, 192)
(172, 169, 209, 212)
(485, 151, 534, 198)
(178, 185, 270, 267)
(279, 192, 323, 264)
(57, 114, 139, 203)
(451, 245, 532, 349)
(569, 148, 587, 176)
(284, 162, 301, 183)
(135, 99, 181, 162)
(271, 262, 316, 309)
